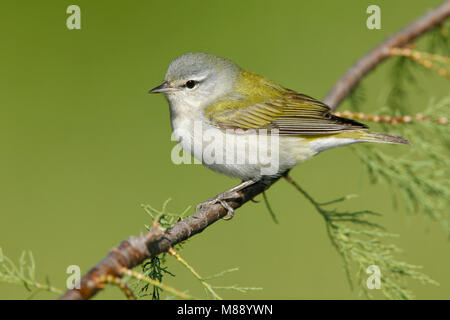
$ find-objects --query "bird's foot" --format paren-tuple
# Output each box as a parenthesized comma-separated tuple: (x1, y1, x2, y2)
(196, 195, 235, 220)
(195, 179, 257, 221)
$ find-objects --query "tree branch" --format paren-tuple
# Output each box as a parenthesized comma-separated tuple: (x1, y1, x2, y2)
(59, 2, 450, 300)
(323, 1, 450, 110)
(59, 177, 279, 300)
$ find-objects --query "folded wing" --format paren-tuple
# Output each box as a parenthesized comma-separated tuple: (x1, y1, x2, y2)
(206, 73, 367, 135)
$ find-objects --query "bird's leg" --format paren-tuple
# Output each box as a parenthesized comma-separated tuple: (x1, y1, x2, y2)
(196, 179, 257, 220)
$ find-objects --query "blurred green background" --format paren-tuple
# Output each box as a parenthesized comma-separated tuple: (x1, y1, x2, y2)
(0, 0, 448, 299)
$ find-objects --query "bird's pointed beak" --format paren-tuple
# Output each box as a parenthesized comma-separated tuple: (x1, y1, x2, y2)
(148, 81, 174, 94)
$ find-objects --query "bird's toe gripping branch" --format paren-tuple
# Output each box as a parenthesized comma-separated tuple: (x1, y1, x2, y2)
(195, 179, 258, 220)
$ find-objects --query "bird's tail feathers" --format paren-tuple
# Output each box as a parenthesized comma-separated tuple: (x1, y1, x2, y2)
(337, 130, 411, 145)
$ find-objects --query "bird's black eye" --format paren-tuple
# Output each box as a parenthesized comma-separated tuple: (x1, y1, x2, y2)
(185, 80, 197, 89)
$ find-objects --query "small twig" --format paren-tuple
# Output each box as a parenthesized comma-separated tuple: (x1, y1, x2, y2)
(98, 274, 135, 300)
(23, 280, 63, 296)
(211, 285, 263, 293)
(391, 47, 450, 64)
(284, 174, 318, 207)
(119, 267, 192, 300)
(167, 247, 222, 300)
(262, 192, 279, 224)
(0, 249, 63, 296)
(202, 267, 240, 280)
(389, 47, 450, 78)
(333, 110, 448, 125)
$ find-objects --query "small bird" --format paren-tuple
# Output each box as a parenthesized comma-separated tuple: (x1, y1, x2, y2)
(149, 52, 409, 218)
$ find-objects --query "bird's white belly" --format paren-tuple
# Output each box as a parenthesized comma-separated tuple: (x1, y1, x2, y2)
(171, 112, 318, 180)
(169, 104, 362, 180)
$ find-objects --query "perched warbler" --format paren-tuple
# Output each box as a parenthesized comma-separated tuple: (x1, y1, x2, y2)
(149, 52, 409, 218)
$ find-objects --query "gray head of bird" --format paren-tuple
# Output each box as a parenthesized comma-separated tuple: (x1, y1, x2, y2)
(149, 52, 241, 109)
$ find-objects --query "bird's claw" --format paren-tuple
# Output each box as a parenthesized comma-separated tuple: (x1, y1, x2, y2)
(218, 199, 234, 220)
(196, 198, 235, 220)
(194, 180, 257, 221)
